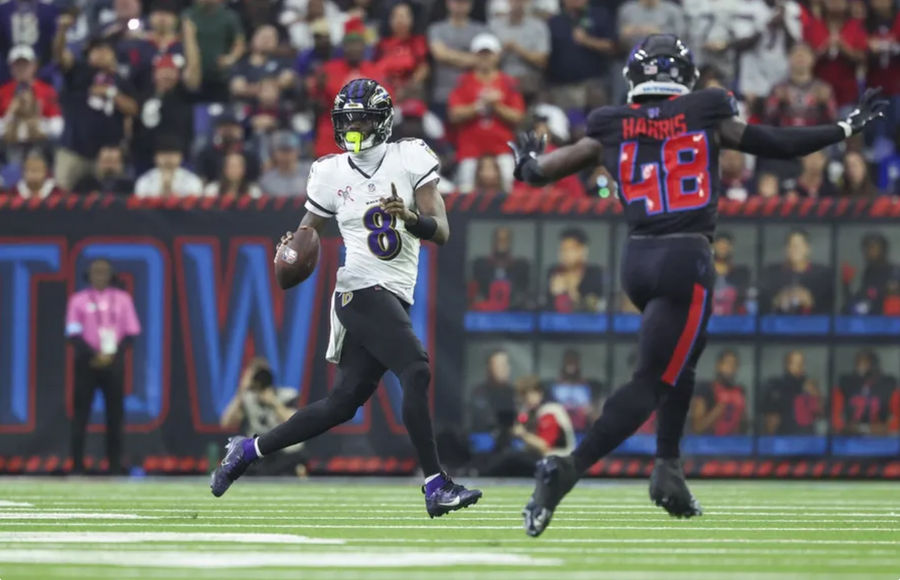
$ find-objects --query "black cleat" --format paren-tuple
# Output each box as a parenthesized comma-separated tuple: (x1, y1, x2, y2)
(422, 473, 482, 518)
(522, 455, 579, 537)
(649, 458, 703, 518)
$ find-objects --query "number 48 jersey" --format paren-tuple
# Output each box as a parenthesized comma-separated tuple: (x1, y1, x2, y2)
(588, 88, 739, 237)
(304, 139, 440, 305)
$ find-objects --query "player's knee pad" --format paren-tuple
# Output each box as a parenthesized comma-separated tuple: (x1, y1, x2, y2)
(399, 360, 431, 395)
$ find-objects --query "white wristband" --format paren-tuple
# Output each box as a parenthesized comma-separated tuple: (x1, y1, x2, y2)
(837, 121, 853, 139)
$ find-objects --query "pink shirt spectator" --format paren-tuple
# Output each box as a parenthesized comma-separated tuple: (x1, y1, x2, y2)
(65, 287, 141, 351)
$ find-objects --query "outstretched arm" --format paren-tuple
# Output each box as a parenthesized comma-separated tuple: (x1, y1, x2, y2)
(719, 88, 887, 159)
(509, 133, 602, 186)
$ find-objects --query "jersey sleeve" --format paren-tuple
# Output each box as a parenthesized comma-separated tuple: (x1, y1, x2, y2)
(585, 106, 617, 142)
(304, 158, 337, 218)
(401, 139, 441, 191)
(702, 88, 740, 121)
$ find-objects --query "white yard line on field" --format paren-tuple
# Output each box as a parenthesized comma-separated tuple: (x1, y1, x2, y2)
(0, 549, 560, 568)
(0, 532, 344, 545)
(0, 512, 154, 519)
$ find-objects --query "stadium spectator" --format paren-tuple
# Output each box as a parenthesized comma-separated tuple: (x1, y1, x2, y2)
(194, 112, 260, 182)
(759, 229, 834, 315)
(712, 232, 752, 316)
(832, 349, 900, 436)
(546, 0, 614, 110)
(132, 22, 201, 172)
(839, 150, 878, 197)
(99, 0, 145, 42)
(66, 257, 142, 474)
(783, 150, 837, 198)
(0, 45, 63, 160)
(427, 0, 487, 119)
(865, 0, 900, 144)
(447, 33, 523, 193)
(802, 0, 867, 109)
(477, 375, 574, 476)
(233, 0, 286, 38)
(135, 135, 204, 197)
(732, 0, 801, 105)
(489, 0, 550, 93)
(6, 150, 63, 199)
(310, 17, 386, 158)
(376, 2, 428, 100)
(756, 172, 782, 198)
(691, 349, 750, 436)
(843, 232, 900, 315)
(230, 25, 296, 104)
(545, 348, 604, 432)
(259, 131, 308, 197)
(545, 227, 604, 313)
(468, 348, 517, 433)
(52, 16, 139, 191)
(469, 225, 532, 311)
(761, 349, 825, 436)
(473, 156, 505, 195)
(112, 0, 192, 96)
(220, 357, 308, 477)
(247, 76, 293, 136)
(204, 151, 261, 197)
(183, 0, 246, 102)
(720, 150, 753, 202)
(72, 145, 135, 195)
(294, 18, 335, 77)
(281, 0, 345, 52)
(683, 1, 737, 83)
(0, 0, 59, 81)
(765, 43, 837, 128)
(616, 0, 685, 54)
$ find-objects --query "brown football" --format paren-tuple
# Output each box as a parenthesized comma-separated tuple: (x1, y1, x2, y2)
(274, 226, 320, 290)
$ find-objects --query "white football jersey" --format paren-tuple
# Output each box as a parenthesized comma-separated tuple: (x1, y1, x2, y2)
(304, 139, 441, 305)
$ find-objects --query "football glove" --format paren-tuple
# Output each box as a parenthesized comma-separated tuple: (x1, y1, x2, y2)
(838, 87, 889, 137)
(507, 131, 547, 183)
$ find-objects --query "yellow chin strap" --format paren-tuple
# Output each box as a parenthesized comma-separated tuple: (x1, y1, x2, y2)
(345, 131, 363, 153)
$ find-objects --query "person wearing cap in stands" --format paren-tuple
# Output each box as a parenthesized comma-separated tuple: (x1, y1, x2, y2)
(52, 14, 139, 190)
(447, 32, 524, 193)
(132, 37, 201, 173)
(0, 45, 63, 161)
(259, 130, 310, 197)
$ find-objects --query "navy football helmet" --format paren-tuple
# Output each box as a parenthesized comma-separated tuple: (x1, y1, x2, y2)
(623, 34, 699, 102)
(332, 78, 394, 153)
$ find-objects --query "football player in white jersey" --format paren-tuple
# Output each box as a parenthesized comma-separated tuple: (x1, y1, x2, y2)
(210, 78, 483, 518)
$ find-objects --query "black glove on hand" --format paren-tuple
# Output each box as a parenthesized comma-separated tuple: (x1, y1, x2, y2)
(507, 131, 547, 183)
(839, 87, 889, 137)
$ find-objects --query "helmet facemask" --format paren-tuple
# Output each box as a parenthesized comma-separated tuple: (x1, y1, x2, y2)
(332, 80, 394, 153)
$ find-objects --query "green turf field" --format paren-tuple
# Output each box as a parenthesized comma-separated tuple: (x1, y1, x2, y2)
(0, 478, 898, 580)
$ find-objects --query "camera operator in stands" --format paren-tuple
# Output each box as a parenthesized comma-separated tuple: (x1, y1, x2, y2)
(220, 358, 308, 478)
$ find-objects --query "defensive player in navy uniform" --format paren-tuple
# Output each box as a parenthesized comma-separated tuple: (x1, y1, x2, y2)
(510, 34, 886, 537)
(210, 78, 482, 517)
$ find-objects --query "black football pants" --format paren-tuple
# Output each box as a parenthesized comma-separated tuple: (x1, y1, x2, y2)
(258, 286, 441, 475)
(572, 234, 714, 473)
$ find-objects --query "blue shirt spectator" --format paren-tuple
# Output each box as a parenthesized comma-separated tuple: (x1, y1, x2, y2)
(0, 0, 58, 82)
(546, 0, 614, 86)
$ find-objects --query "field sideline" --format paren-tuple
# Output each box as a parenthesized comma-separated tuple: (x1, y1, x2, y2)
(0, 478, 898, 579)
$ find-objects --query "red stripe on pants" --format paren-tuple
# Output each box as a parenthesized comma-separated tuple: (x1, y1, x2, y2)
(661, 283, 707, 386)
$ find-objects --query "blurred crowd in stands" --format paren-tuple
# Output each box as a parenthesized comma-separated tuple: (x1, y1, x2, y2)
(2, 0, 900, 198)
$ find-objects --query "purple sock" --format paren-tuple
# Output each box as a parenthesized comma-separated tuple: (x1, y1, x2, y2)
(241, 438, 259, 461)
(424, 473, 447, 496)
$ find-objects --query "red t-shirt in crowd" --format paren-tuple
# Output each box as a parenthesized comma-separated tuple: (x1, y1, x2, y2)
(448, 71, 524, 161)
(0, 79, 62, 120)
(310, 59, 387, 158)
(866, 12, 900, 96)
(803, 14, 868, 106)
(376, 35, 427, 87)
